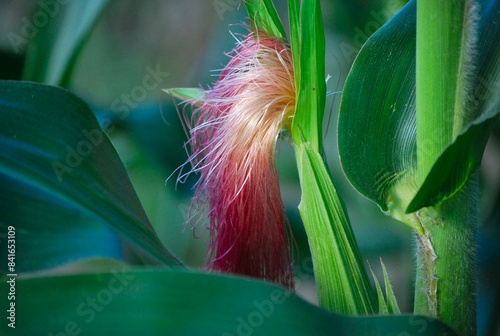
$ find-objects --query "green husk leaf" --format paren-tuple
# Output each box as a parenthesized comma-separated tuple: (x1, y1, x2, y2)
(244, 0, 286, 39)
(291, 0, 375, 315)
(291, 0, 326, 151)
(295, 143, 376, 314)
(288, 0, 300, 86)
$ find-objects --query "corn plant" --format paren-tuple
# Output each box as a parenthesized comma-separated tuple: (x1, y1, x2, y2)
(0, 0, 498, 335)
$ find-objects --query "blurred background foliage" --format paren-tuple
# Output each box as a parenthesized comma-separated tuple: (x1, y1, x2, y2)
(0, 0, 498, 333)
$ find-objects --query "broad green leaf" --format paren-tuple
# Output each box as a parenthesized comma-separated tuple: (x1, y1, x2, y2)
(0, 175, 123, 272)
(338, 0, 500, 219)
(0, 81, 182, 270)
(291, 0, 326, 152)
(338, 0, 419, 228)
(295, 143, 376, 314)
(0, 266, 458, 336)
(22, 0, 109, 86)
(244, 0, 286, 39)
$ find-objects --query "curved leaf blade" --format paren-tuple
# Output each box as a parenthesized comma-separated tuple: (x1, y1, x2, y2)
(406, 116, 495, 212)
(22, 0, 109, 86)
(0, 175, 123, 272)
(0, 81, 182, 269)
(0, 267, 458, 336)
(338, 1, 418, 215)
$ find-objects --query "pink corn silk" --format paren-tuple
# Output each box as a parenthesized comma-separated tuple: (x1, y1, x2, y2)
(184, 32, 295, 289)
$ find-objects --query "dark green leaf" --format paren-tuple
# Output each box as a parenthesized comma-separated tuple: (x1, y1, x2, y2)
(0, 81, 182, 271)
(0, 266, 458, 335)
(338, 0, 418, 225)
(0, 175, 123, 272)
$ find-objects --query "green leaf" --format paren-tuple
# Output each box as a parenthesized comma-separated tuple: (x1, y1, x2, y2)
(291, 0, 326, 151)
(338, 0, 500, 219)
(338, 0, 419, 228)
(22, 0, 109, 86)
(162, 88, 204, 102)
(406, 118, 493, 212)
(369, 265, 389, 314)
(19, 257, 129, 277)
(291, 0, 375, 315)
(369, 260, 401, 315)
(0, 265, 458, 335)
(0, 81, 182, 271)
(288, 0, 300, 87)
(0, 176, 124, 272)
(295, 143, 376, 314)
(381, 259, 401, 314)
(244, 0, 286, 39)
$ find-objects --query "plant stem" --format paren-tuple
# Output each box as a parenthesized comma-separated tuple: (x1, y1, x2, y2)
(413, 176, 477, 336)
(416, 1, 478, 334)
(416, 0, 469, 180)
